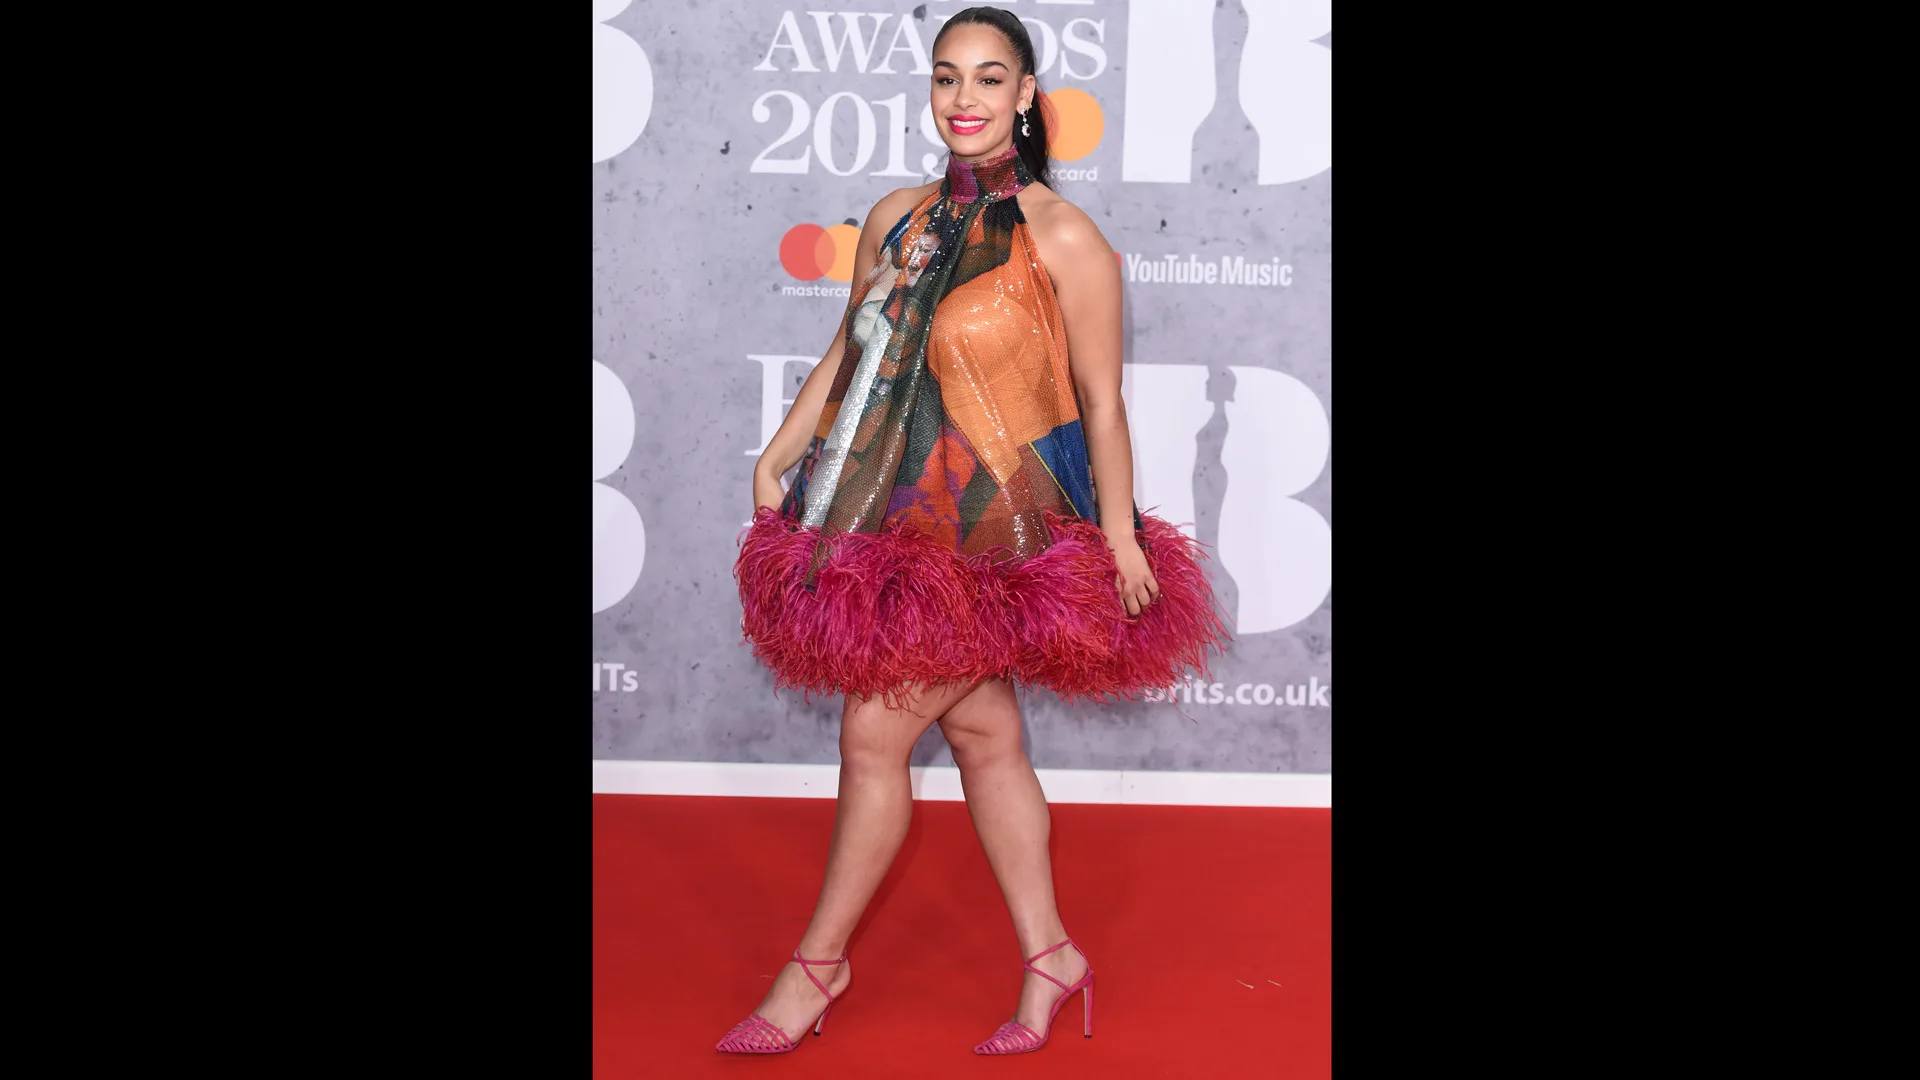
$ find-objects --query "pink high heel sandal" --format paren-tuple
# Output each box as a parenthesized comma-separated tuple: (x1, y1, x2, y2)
(972, 938, 1094, 1055)
(714, 947, 850, 1054)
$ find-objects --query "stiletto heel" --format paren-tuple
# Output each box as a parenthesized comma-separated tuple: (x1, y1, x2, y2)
(972, 938, 1094, 1055)
(715, 947, 850, 1054)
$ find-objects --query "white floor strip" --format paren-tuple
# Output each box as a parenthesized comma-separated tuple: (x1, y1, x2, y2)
(592, 760, 1331, 808)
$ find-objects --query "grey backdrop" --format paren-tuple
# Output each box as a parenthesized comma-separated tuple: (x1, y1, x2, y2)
(592, 0, 1331, 773)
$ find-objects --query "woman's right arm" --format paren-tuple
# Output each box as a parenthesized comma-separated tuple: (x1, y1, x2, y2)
(752, 187, 922, 513)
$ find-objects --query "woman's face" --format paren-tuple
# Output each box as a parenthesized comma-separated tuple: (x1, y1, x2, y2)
(930, 24, 1034, 161)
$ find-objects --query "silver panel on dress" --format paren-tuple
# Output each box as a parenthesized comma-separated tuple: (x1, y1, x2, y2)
(801, 261, 897, 528)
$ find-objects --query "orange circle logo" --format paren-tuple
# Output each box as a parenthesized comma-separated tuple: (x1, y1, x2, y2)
(779, 220, 860, 281)
(1041, 89, 1104, 162)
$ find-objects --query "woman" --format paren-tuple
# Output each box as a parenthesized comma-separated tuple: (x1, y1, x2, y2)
(722, 6, 1229, 1057)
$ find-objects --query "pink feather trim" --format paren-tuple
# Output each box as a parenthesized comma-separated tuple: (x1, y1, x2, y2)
(734, 506, 1232, 706)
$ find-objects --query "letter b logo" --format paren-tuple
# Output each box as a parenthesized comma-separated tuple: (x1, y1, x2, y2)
(1126, 364, 1330, 634)
(593, 362, 646, 614)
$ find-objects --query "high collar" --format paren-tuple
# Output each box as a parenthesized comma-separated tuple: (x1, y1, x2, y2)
(942, 145, 1034, 205)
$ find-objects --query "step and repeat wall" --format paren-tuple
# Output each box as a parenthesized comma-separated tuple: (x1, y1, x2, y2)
(593, 0, 1331, 772)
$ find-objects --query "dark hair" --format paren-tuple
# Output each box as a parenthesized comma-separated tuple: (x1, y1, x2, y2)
(932, 6, 1052, 189)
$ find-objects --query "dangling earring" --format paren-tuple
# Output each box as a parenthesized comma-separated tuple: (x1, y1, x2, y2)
(1020, 107, 1030, 138)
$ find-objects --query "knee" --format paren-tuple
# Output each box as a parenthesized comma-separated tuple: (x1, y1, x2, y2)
(943, 717, 1023, 770)
(839, 700, 916, 769)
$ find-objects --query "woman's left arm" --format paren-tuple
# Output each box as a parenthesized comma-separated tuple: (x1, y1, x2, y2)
(1036, 206, 1160, 618)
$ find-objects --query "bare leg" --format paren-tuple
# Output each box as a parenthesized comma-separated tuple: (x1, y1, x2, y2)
(742, 678, 984, 1042)
(938, 679, 1089, 1035)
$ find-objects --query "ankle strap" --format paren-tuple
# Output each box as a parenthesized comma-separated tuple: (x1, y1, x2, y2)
(1023, 938, 1077, 965)
(791, 947, 848, 1003)
(1022, 938, 1087, 993)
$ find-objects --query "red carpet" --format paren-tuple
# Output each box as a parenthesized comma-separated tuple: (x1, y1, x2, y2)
(594, 794, 1330, 1079)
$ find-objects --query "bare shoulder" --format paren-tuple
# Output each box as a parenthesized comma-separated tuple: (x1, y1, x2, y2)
(865, 181, 939, 236)
(1017, 184, 1115, 280)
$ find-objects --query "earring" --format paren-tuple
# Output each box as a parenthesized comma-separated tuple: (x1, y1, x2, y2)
(1020, 108, 1030, 137)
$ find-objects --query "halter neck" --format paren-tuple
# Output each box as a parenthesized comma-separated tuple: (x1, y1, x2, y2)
(942, 145, 1034, 205)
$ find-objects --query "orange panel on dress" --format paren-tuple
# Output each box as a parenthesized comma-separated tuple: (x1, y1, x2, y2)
(929, 223, 1077, 488)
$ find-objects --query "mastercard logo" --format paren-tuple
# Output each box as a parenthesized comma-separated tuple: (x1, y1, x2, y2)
(779, 219, 861, 281)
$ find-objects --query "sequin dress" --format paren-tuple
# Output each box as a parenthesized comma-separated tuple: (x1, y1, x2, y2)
(736, 148, 1228, 705)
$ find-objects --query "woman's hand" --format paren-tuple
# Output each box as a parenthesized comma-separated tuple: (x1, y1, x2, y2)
(1107, 532, 1160, 617)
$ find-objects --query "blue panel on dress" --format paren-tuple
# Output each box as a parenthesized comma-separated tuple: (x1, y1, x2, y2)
(1029, 420, 1099, 520)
